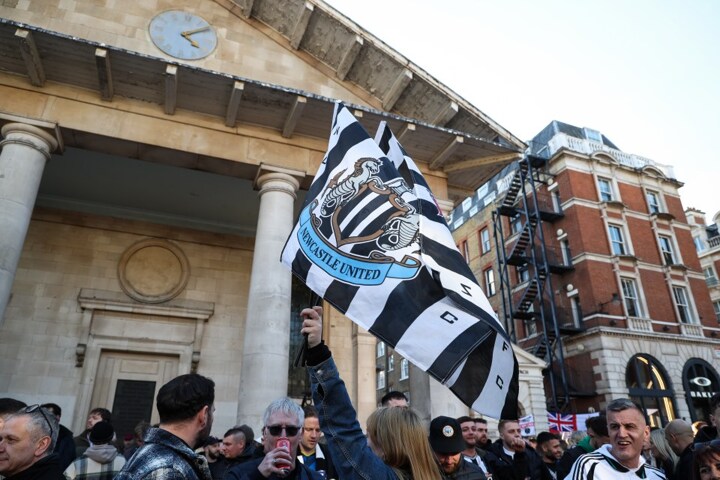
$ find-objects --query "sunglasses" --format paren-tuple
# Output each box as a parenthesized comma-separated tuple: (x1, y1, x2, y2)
(23, 404, 54, 440)
(265, 424, 301, 437)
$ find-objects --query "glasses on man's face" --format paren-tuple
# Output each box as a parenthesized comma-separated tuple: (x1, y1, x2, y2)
(23, 405, 54, 440)
(265, 424, 301, 437)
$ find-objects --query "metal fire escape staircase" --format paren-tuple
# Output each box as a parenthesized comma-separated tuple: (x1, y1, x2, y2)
(492, 154, 573, 413)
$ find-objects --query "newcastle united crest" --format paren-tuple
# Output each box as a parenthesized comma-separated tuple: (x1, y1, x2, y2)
(297, 157, 421, 286)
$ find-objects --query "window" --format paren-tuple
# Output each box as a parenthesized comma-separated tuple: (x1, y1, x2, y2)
(376, 341, 385, 358)
(484, 268, 496, 297)
(571, 296, 583, 326)
(694, 236, 706, 253)
(597, 177, 614, 202)
(388, 353, 395, 371)
(704, 267, 718, 287)
(552, 191, 562, 213)
(646, 190, 661, 214)
(584, 128, 603, 143)
(659, 236, 676, 265)
(480, 228, 491, 254)
(459, 241, 469, 261)
(714, 301, 720, 322)
(377, 371, 386, 390)
(621, 278, 645, 317)
(400, 358, 409, 380)
(511, 216, 523, 234)
(517, 265, 529, 283)
(560, 240, 572, 266)
(608, 225, 626, 255)
(626, 354, 676, 427)
(672, 286, 695, 323)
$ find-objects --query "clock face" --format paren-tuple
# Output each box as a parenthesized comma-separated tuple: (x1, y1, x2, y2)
(149, 10, 217, 60)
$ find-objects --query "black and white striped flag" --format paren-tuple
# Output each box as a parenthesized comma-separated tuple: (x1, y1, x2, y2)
(281, 103, 518, 418)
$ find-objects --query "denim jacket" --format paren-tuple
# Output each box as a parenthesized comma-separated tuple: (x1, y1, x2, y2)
(114, 427, 212, 480)
(308, 355, 402, 480)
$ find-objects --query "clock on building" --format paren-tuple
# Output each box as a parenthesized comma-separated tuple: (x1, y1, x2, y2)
(149, 10, 217, 60)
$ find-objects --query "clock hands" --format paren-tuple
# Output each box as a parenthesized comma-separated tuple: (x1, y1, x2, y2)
(180, 26, 210, 48)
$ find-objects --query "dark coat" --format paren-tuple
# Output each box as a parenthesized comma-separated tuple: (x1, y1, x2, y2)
(485, 440, 543, 480)
(54, 423, 77, 471)
(694, 425, 718, 444)
(225, 457, 325, 480)
(673, 443, 694, 480)
(556, 444, 590, 480)
(443, 459, 486, 480)
(5, 453, 65, 480)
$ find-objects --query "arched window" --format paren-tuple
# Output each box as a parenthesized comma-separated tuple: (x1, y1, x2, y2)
(625, 354, 676, 427)
(682, 358, 720, 422)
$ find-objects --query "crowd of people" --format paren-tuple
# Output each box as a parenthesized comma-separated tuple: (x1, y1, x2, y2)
(0, 306, 718, 479)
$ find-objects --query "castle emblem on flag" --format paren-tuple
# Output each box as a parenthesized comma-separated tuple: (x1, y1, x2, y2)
(297, 156, 421, 286)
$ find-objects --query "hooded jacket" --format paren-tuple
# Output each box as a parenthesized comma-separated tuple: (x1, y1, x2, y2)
(63, 443, 126, 479)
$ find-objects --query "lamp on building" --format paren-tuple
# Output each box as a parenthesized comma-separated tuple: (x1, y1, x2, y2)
(597, 293, 620, 313)
(565, 283, 574, 292)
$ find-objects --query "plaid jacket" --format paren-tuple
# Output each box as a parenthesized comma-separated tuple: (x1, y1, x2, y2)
(114, 428, 212, 480)
(63, 450, 125, 480)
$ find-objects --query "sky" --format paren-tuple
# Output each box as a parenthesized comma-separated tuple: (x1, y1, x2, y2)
(325, 0, 719, 220)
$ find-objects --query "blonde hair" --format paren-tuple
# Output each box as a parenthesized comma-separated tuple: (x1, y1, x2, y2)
(366, 407, 441, 480)
(649, 428, 678, 468)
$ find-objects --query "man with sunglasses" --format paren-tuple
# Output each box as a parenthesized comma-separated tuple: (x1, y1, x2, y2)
(0, 404, 64, 479)
(115, 373, 216, 480)
(226, 398, 323, 479)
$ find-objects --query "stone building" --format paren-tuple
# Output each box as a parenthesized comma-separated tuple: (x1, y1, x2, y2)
(0, 0, 534, 438)
(687, 209, 720, 325)
(451, 120, 720, 426)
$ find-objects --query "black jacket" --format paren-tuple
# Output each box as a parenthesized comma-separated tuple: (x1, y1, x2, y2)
(225, 457, 325, 480)
(673, 443, 694, 480)
(54, 424, 77, 471)
(694, 425, 718, 444)
(485, 440, 543, 480)
(5, 453, 65, 480)
(443, 459, 486, 480)
(556, 444, 588, 480)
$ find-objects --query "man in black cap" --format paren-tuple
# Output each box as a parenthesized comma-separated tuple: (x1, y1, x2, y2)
(429, 416, 486, 479)
(63, 421, 126, 479)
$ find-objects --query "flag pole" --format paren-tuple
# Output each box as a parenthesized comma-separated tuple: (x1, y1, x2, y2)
(293, 293, 321, 367)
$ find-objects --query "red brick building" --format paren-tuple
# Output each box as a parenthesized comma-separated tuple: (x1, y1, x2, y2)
(451, 121, 720, 426)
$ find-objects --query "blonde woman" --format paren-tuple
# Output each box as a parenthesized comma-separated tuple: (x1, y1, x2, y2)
(650, 428, 678, 477)
(301, 307, 441, 480)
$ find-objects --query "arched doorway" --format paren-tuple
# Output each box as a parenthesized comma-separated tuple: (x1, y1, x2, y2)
(682, 358, 720, 422)
(626, 354, 676, 427)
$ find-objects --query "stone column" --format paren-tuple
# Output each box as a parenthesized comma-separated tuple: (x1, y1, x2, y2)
(0, 123, 58, 325)
(237, 171, 300, 431)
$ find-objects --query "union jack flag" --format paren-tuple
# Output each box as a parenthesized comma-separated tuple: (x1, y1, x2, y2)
(547, 412, 577, 432)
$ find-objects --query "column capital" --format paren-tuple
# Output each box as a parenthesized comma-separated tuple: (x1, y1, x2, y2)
(255, 172, 301, 199)
(1, 122, 59, 160)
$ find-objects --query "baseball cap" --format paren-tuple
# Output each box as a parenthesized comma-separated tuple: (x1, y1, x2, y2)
(429, 416, 465, 454)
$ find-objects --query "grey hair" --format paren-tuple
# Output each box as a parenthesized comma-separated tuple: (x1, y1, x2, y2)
(7, 407, 59, 453)
(606, 398, 644, 416)
(262, 397, 304, 428)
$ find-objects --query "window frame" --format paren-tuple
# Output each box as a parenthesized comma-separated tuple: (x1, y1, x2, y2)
(645, 190, 661, 214)
(480, 228, 491, 254)
(388, 353, 395, 371)
(376, 341, 385, 358)
(713, 301, 720, 322)
(400, 358, 409, 380)
(621, 277, 645, 318)
(597, 177, 614, 202)
(672, 285, 695, 324)
(608, 224, 627, 256)
(658, 235, 676, 265)
(484, 267, 496, 297)
(377, 370, 386, 390)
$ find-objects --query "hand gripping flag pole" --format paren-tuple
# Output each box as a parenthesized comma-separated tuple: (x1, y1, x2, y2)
(281, 102, 519, 419)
